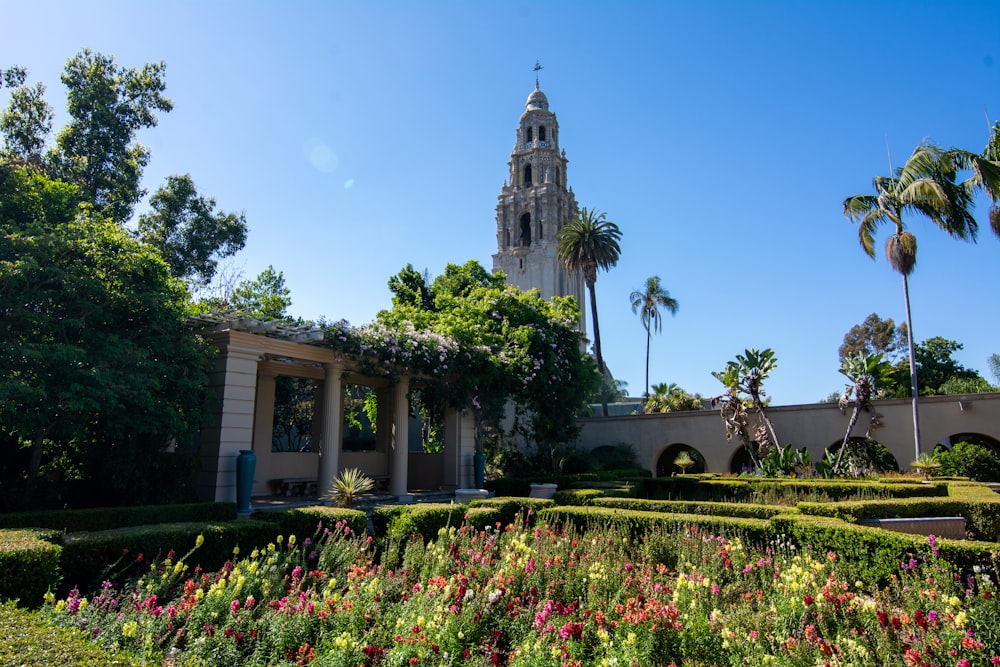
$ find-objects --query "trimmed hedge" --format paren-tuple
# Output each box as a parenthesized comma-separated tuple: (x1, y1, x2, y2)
(373, 503, 503, 542)
(630, 477, 753, 502)
(592, 497, 789, 520)
(0, 601, 141, 666)
(0, 530, 62, 607)
(537, 505, 772, 545)
(467, 497, 554, 525)
(252, 506, 368, 541)
(485, 468, 651, 497)
(0, 502, 237, 532)
(57, 520, 280, 595)
(553, 489, 606, 506)
(769, 512, 1000, 585)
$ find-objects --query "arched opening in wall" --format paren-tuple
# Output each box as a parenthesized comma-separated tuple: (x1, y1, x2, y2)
(342, 384, 377, 452)
(825, 437, 899, 475)
(526, 126, 533, 142)
(729, 445, 754, 474)
(523, 163, 533, 187)
(539, 125, 546, 141)
(656, 444, 706, 476)
(935, 432, 1000, 456)
(519, 213, 531, 247)
(932, 432, 1000, 482)
(555, 167, 561, 186)
(272, 376, 318, 452)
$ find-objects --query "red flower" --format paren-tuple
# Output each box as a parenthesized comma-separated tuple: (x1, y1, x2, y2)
(804, 595, 814, 606)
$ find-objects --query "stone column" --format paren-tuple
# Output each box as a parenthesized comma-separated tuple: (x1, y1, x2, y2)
(318, 363, 344, 494)
(390, 375, 412, 502)
(441, 407, 461, 491)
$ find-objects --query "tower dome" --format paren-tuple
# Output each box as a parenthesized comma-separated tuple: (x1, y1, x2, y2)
(526, 84, 549, 111)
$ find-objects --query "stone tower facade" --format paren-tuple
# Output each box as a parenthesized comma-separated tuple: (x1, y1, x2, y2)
(491, 83, 587, 336)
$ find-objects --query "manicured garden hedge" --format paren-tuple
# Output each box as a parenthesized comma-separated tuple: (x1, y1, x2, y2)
(373, 502, 503, 542)
(0, 502, 237, 532)
(591, 497, 789, 520)
(57, 519, 281, 595)
(0, 601, 141, 666)
(466, 497, 554, 525)
(251, 505, 368, 540)
(0, 529, 61, 607)
(484, 468, 651, 497)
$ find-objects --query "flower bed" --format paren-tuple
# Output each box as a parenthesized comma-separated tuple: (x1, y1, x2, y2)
(42, 513, 999, 666)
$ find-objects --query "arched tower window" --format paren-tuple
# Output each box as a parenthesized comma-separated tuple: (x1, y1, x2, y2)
(555, 167, 561, 186)
(523, 164, 532, 187)
(539, 125, 546, 141)
(519, 213, 531, 247)
(526, 126, 533, 142)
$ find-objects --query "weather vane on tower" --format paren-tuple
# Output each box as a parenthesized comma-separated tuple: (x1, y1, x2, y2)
(534, 60, 543, 87)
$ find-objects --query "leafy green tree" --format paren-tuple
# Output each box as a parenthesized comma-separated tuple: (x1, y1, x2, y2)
(378, 261, 599, 473)
(0, 164, 210, 507)
(844, 141, 979, 461)
(887, 336, 985, 396)
(387, 263, 434, 310)
(628, 276, 678, 397)
(228, 266, 293, 320)
(51, 49, 173, 224)
(989, 353, 1000, 386)
(556, 207, 622, 416)
(1, 77, 53, 162)
(838, 313, 907, 365)
(835, 353, 892, 473)
(137, 174, 247, 286)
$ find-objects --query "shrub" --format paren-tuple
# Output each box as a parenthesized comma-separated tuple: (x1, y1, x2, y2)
(936, 441, 1000, 482)
(0, 502, 237, 532)
(466, 497, 553, 526)
(0, 601, 141, 666)
(252, 506, 368, 540)
(0, 530, 61, 607)
(592, 497, 788, 520)
(57, 520, 280, 595)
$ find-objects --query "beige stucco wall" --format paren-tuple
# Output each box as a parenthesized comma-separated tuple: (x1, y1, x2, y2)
(576, 393, 1000, 475)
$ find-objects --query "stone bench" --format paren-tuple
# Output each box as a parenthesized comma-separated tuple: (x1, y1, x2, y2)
(860, 516, 966, 540)
(269, 477, 318, 497)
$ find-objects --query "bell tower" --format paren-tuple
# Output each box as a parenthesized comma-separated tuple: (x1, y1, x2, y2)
(491, 81, 587, 335)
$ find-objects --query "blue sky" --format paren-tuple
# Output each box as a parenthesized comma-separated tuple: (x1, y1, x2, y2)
(4, 1, 999, 405)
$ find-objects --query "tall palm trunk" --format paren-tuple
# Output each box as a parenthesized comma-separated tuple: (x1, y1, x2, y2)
(587, 280, 608, 417)
(901, 273, 921, 462)
(644, 325, 651, 398)
(836, 405, 863, 471)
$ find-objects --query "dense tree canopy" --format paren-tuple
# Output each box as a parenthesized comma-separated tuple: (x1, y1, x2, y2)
(0, 164, 211, 508)
(838, 313, 907, 364)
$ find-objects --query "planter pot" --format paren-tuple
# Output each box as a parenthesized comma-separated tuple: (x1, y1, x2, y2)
(529, 483, 557, 499)
(454, 489, 489, 504)
(236, 449, 256, 515)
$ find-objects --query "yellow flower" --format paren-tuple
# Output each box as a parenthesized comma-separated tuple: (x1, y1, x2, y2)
(195, 534, 205, 548)
(121, 621, 138, 638)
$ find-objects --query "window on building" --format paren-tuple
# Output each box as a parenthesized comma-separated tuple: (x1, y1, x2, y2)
(526, 126, 533, 142)
(539, 125, 546, 141)
(523, 164, 532, 187)
(519, 213, 531, 247)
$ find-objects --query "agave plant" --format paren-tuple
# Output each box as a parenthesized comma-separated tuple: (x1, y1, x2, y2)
(322, 467, 375, 508)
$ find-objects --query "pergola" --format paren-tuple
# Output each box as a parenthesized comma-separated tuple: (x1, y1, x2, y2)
(192, 316, 477, 503)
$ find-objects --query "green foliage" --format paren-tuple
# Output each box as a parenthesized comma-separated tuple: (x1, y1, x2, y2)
(373, 260, 599, 471)
(1, 165, 212, 508)
(711, 347, 780, 469)
(484, 468, 651, 497)
(838, 313, 907, 365)
(592, 497, 787, 520)
(1, 79, 53, 161)
(0, 601, 141, 665)
(757, 443, 812, 477)
(0, 530, 61, 607)
(58, 520, 280, 595)
(888, 336, 986, 396)
(628, 275, 678, 396)
(644, 383, 705, 413)
(136, 173, 247, 286)
(936, 441, 1000, 482)
(322, 468, 375, 508)
(0, 502, 236, 532)
(251, 506, 368, 541)
(52, 49, 173, 224)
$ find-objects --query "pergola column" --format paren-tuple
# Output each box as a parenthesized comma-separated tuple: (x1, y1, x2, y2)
(318, 363, 344, 494)
(390, 375, 412, 502)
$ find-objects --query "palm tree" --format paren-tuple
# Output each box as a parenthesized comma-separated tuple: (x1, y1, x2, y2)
(843, 141, 978, 463)
(629, 276, 679, 398)
(949, 121, 1000, 238)
(835, 353, 892, 474)
(557, 207, 622, 416)
(711, 348, 779, 470)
